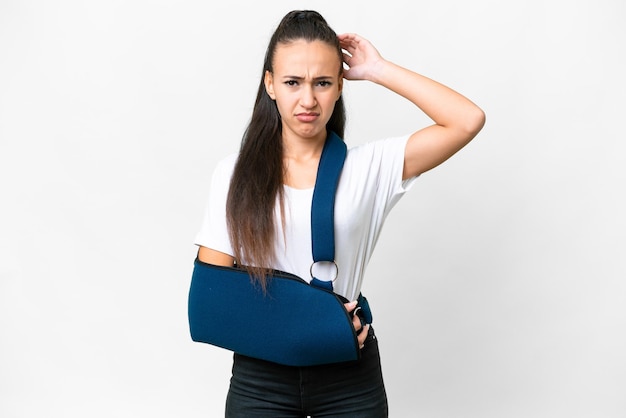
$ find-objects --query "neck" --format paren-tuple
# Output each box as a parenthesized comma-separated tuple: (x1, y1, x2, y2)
(282, 130, 327, 162)
(282, 130, 328, 189)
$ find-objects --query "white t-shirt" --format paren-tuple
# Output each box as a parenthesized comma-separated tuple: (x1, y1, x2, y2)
(195, 135, 417, 300)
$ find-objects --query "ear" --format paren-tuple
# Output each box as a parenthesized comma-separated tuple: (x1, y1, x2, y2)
(336, 76, 343, 101)
(264, 70, 276, 100)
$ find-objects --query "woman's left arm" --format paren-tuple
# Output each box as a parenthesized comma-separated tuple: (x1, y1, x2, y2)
(339, 33, 486, 179)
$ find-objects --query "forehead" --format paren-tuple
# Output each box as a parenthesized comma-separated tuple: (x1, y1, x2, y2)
(272, 39, 341, 75)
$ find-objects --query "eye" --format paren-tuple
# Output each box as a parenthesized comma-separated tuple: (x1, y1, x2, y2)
(284, 80, 299, 87)
(316, 80, 332, 87)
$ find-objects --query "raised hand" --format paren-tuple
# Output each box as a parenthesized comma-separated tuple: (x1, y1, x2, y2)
(338, 33, 385, 82)
(339, 32, 485, 178)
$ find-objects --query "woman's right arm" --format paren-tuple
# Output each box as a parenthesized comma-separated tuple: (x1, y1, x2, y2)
(197, 245, 236, 267)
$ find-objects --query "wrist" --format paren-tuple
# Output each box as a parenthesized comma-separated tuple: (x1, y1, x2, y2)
(368, 59, 392, 84)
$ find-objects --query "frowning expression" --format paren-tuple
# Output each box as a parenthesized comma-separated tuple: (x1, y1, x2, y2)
(264, 39, 343, 142)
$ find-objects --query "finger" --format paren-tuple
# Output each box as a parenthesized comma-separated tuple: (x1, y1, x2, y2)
(337, 32, 356, 41)
(352, 312, 362, 331)
(342, 68, 360, 81)
(340, 39, 359, 51)
(340, 44, 356, 56)
(358, 324, 370, 349)
(342, 52, 354, 69)
(338, 33, 360, 43)
(343, 300, 358, 313)
(338, 34, 359, 49)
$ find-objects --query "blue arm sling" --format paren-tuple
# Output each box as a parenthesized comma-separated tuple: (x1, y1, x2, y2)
(188, 132, 372, 366)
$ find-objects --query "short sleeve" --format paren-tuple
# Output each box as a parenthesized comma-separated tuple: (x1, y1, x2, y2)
(346, 134, 418, 221)
(381, 134, 419, 205)
(193, 154, 237, 256)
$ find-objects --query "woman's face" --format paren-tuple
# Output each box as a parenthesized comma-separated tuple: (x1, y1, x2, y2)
(264, 39, 343, 142)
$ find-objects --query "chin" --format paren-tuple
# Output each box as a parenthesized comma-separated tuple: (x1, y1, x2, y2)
(298, 126, 325, 139)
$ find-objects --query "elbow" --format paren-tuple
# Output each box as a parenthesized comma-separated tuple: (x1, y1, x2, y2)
(468, 106, 486, 135)
(460, 106, 486, 142)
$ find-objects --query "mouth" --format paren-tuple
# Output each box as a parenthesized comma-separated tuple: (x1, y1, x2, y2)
(295, 112, 319, 122)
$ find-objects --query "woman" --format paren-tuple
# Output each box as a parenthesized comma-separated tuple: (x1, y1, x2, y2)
(194, 10, 485, 417)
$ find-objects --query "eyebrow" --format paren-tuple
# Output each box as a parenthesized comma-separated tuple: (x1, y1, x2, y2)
(281, 75, 334, 80)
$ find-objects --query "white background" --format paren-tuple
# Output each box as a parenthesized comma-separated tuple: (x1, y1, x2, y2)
(1, 0, 625, 416)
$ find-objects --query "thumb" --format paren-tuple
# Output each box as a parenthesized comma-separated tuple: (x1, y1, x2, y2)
(344, 300, 358, 312)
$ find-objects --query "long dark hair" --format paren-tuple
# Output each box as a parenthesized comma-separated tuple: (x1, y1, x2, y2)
(226, 10, 346, 286)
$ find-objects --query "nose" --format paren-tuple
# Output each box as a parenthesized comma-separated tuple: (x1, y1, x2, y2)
(299, 85, 316, 109)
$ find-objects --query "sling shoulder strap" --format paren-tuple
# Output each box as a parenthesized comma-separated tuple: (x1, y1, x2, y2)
(308, 132, 371, 324)
(310, 131, 347, 290)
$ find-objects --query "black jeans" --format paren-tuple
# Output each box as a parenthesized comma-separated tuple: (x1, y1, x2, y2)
(225, 327, 388, 417)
